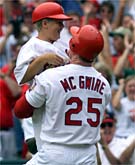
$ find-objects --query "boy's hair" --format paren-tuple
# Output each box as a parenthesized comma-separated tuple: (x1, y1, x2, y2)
(35, 20, 42, 32)
(35, 18, 53, 32)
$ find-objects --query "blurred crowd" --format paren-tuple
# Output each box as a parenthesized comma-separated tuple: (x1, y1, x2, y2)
(0, 0, 135, 164)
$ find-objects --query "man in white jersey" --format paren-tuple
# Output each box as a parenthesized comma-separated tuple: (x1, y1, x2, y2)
(14, 2, 72, 152)
(14, 25, 111, 165)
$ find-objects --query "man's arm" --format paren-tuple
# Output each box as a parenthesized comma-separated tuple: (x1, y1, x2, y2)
(14, 94, 34, 118)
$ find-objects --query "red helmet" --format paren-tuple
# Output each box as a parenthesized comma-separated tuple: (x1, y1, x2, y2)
(32, 2, 72, 23)
(69, 25, 104, 61)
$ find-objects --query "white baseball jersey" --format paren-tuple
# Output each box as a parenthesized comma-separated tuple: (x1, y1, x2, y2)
(14, 37, 69, 85)
(26, 64, 111, 145)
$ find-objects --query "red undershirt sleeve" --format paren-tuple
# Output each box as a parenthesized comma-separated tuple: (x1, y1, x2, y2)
(14, 94, 34, 119)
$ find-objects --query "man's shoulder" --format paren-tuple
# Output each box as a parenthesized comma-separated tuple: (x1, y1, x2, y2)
(45, 65, 66, 74)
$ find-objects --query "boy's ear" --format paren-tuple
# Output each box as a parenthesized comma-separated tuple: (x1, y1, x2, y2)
(42, 20, 48, 28)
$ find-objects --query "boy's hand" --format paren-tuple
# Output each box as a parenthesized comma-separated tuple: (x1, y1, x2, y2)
(43, 53, 64, 66)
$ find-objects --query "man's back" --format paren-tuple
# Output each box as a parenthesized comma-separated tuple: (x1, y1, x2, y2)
(26, 64, 111, 145)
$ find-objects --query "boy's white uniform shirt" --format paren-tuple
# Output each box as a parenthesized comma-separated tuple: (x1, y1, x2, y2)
(26, 64, 111, 146)
(14, 37, 69, 85)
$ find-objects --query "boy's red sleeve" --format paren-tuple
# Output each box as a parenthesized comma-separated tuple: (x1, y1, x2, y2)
(14, 95, 34, 119)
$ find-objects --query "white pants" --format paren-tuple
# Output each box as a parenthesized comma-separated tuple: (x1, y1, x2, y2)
(26, 143, 97, 165)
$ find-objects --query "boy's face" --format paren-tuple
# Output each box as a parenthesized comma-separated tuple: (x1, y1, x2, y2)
(45, 19, 64, 42)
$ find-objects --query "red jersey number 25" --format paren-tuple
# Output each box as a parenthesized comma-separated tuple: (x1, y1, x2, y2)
(65, 97, 102, 127)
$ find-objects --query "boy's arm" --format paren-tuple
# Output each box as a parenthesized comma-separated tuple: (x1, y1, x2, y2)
(20, 53, 64, 84)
